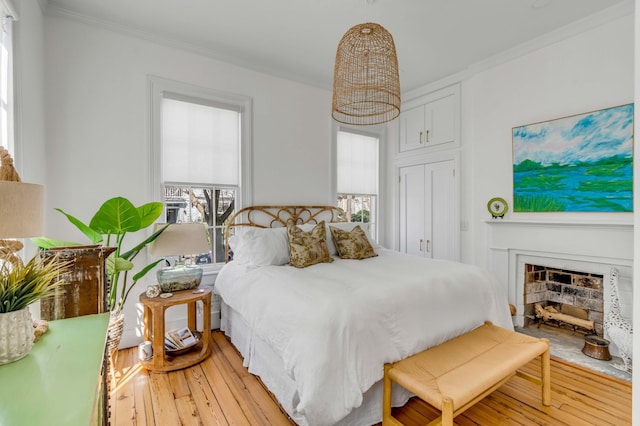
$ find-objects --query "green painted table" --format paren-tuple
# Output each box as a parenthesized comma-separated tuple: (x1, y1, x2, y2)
(0, 313, 110, 425)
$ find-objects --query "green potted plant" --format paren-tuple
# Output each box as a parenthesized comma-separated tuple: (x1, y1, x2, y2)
(34, 197, 168, 352)
(0, 255, 70, 364)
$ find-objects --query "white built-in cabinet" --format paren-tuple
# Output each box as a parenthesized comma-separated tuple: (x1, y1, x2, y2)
(398, 159, 458, 261)
(399, 84, 459, 154)
(396, 84, 461, 261)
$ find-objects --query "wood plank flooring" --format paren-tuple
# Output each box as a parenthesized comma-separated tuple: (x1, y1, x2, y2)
(109, 330, 631, 425)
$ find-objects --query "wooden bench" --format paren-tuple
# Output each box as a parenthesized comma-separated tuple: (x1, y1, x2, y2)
(383, 321, 550, 426)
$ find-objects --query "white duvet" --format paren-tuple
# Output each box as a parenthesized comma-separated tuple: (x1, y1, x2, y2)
(216, 248, 512, 426)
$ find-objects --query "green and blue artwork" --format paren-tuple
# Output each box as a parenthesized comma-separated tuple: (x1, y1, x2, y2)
(512, 103, 633, 212)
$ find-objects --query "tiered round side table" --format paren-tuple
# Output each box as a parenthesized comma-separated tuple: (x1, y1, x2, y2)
(139, 287, 212, 372)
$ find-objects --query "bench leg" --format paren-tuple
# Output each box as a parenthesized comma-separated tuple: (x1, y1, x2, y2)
(441, 397, 454, 426)
(541, 339, 551, 406)
(382, 364, 395, 425)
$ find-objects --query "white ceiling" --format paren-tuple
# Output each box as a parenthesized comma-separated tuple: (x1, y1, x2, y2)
(45, 0, 631, 93)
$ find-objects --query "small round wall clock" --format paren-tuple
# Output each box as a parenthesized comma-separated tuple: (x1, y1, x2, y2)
(487, 197, 508, 219)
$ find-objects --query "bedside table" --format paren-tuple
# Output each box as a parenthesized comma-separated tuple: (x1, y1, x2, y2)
(139, 288, 212, 372)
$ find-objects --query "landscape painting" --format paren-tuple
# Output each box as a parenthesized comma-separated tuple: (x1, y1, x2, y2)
(512, 103, 633, 212)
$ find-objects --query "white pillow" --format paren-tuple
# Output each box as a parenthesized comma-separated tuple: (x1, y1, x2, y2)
(230, 227, 290, 266)
(299, 221, 378, 256)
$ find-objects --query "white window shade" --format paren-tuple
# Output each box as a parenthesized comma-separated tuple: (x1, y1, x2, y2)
(162, 98, 239, 185)
(337, 131, 378, 195)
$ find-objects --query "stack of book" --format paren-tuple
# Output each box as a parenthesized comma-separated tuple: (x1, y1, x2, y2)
(164, 326, 197, 351)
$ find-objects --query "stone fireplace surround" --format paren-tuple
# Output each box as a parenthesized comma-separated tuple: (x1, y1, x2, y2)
(485, 219, 633, 357)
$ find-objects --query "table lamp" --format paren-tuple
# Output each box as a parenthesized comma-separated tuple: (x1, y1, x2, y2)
(0, 181, 44, 267)
(148, 223, 210, 293)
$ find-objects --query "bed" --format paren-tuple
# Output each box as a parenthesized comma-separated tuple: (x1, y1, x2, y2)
(216, 206, 512, 426)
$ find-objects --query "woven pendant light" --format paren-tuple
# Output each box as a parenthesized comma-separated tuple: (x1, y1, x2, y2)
(332, 22, 401, 126)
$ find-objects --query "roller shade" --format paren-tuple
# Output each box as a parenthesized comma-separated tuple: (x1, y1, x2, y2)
(162, 97, 239, 185)
(337, 131, 379, 195)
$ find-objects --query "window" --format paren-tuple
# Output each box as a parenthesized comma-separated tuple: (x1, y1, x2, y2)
(0, 7, 15, 155)
(150, 77, 252, 266)
(336, 130, 379, 240)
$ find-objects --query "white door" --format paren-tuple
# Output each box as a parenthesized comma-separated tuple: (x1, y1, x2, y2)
(399, 159, 457, 261)
(399, 164, 425, 256)
(428, 160, 456, 260)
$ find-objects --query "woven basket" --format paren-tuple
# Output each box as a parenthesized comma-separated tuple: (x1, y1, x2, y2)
(107, 311, 125, 355)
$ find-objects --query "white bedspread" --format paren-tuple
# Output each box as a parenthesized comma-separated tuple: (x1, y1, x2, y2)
(216, 248, 512, 426)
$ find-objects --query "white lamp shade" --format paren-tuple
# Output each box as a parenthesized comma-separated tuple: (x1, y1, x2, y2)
(0, 181, 44, 238)
(149, 223, 210, 257)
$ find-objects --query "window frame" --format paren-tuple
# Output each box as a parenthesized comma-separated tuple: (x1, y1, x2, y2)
(149, 76, 253, 268)
(332, 124, 385, 242)
(0, 12, 14, 158)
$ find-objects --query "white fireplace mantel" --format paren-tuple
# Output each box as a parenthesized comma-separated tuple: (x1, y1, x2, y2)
(484, 218, 632, 230)
(484, 218, 633, 358)
(484, 218, 633, 310)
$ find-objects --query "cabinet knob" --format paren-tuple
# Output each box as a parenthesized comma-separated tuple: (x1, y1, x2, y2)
(419, 239, 424, 251)
(419, 131, 423, 144)
(425, 129, 429, 143)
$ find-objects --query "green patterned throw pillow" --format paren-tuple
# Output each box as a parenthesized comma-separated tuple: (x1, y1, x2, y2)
(329, 225, 378, 260)
(287, 221, 333, 268)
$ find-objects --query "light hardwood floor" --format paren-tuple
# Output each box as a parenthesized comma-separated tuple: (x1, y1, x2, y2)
(109, 331, 631, 425)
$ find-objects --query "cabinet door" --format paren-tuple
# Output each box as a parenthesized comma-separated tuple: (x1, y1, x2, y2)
(399, 164, 425, 256)
(425, 94, 456, 148)
(426, 160, 456, 261)
(399, 160, 457, 261)
(399, 105, 425, 153)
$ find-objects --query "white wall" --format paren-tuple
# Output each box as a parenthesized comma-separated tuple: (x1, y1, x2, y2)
(43, 15, 334, 346)
(461, 14, 634, 268)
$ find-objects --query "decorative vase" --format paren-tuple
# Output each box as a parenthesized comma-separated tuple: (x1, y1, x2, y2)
(0, 307, 34, 365)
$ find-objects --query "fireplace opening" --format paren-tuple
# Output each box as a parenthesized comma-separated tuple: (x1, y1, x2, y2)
(523, 264, 604, 336)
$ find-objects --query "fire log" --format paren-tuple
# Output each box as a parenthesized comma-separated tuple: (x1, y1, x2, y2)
(534, 303, 595, 332)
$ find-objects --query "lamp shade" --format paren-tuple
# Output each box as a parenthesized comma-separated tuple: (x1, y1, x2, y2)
(148, 223, 210, 257)
(0, 181, 44, 238)
(332, 22, 401, 126)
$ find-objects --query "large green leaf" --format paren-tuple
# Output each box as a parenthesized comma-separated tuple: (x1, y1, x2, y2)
(132, 258, 165, 282)
(106, 255, 134, 276)
(90, 197, 141, 235)
(137, 202, 164, 229)
(54, 208, 104, 244)
(31, 237, 83, 249)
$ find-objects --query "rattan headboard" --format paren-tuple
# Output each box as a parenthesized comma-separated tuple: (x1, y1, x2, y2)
(224, 205, 345, 262)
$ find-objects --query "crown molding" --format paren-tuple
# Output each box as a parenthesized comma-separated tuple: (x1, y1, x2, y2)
(43, 2, 329, 90)
(403, 0, 634, 100)
(44, 0, 633, 98)
(467, 1, 634, 80)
